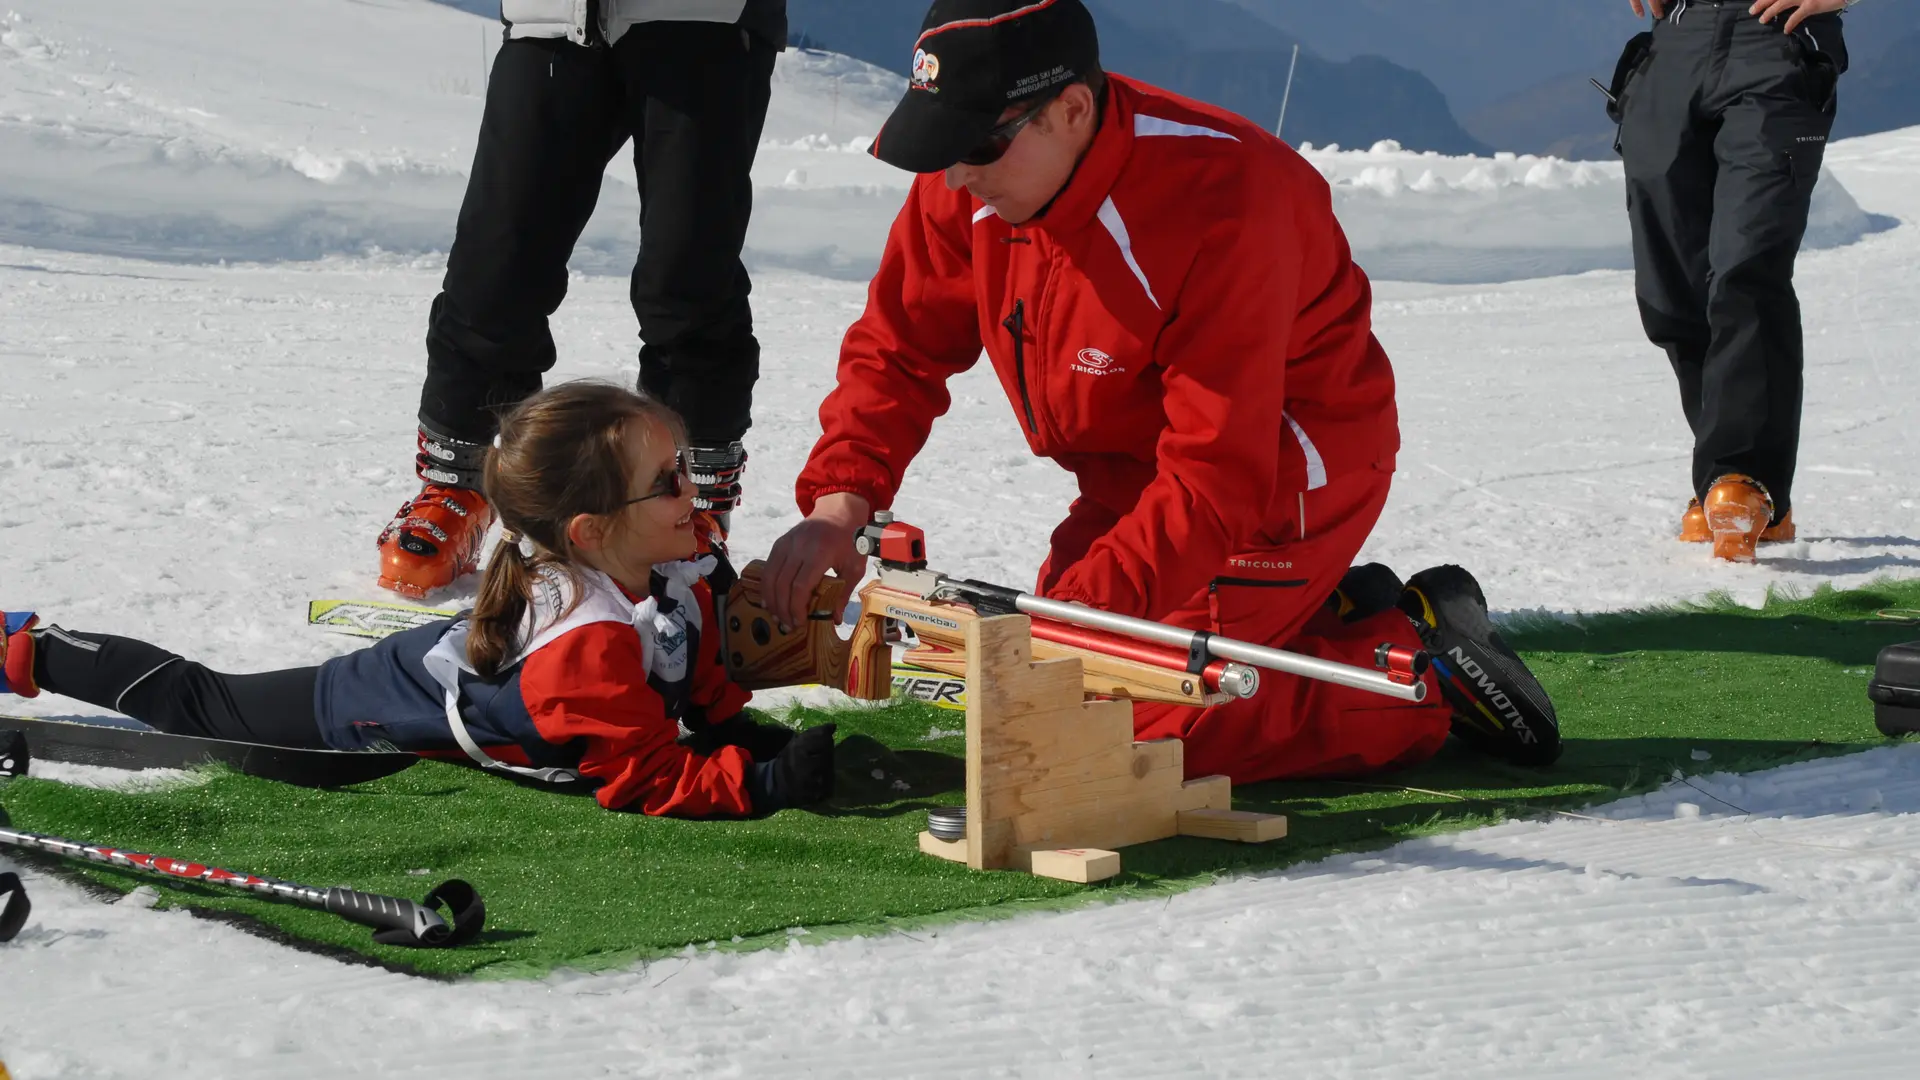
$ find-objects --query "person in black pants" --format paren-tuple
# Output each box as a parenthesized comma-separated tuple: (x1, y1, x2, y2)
(1615, 0, 1854, 561)
(379, 1, 786, 598)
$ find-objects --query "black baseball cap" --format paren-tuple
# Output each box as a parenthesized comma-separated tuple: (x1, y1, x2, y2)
(870, 0, 1101, 174)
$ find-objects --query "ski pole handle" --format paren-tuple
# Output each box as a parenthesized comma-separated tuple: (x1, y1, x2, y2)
(0, 731, 26, 781)
(0, 871, 29, 943)
(324, 879, 484, 948)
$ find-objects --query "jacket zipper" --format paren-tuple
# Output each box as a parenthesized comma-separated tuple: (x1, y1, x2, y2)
(1002, 298, 1038, 435)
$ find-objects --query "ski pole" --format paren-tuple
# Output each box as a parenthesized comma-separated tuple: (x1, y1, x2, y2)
(854, 515, 1431, 703)
(0, 823, 485, 949)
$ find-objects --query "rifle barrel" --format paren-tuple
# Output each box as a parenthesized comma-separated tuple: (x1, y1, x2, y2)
(1009, 593, 1425, 703)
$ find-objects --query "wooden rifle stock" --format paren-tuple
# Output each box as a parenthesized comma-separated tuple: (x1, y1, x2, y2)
(721, 560, 856, 692)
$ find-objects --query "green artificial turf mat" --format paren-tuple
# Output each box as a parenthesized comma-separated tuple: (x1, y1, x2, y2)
(2, 579, 1914, 978)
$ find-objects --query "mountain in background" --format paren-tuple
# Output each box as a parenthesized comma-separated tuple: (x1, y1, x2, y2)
(431, 1, 1920, 160)
(1831, 24, 1920, 140)
(428, 0, 1486, 152)
(783, 0, 1487, 154)
(1231, 0, 1644, 115)
(1238, 0, 1920, 159)
(1461, 73, 1625, 163)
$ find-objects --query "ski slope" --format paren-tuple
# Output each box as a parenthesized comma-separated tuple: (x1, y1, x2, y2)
(2, 0, 1919, 1075)
(9, 749, 1920, 1079)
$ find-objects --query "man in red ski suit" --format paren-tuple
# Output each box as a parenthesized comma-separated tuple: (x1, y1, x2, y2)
(764, 0, 1561, 782)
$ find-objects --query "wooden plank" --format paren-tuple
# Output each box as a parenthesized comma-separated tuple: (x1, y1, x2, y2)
(1176, 809, 1289, 843)
(955, 612, 1277, 875)
(1025, 848, 1123, 884)
(1004, 787, 1185, 852)
(975, 658, 1088, 720)
(1174, 774, 1232, 813)
(982, 725, 1191, 853)
(996, 750, 1189, 852)
(1133, 738, 1183, 775)
(967, 614, 1111, 870)
(965, 615, 997, 870)
(967, 615, 1054, 869)
(918, 830, 969, 863)
(975, 701, 1139, 802)
(964, 615, 1087, 718)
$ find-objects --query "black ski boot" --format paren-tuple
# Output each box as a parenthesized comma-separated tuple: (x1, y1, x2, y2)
(1398, 565, 1562, 765)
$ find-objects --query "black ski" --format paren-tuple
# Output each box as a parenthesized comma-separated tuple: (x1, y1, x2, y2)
(0, 714, 415, 788)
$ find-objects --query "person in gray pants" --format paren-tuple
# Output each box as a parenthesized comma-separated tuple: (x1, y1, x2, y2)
(1612, 0, 1857, 560)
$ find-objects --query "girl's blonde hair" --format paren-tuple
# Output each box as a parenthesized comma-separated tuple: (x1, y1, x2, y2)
(466, 382, 686, 677)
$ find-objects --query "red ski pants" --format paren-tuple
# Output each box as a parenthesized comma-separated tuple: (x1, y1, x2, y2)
(1037, 466, 1452, 784)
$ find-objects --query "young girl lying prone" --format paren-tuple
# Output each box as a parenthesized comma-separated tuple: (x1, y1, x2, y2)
(0, 382, 836, 816)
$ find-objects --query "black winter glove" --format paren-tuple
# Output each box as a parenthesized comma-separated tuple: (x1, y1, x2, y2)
(677, 711, 796, 762)
(750, 723, 836, 813)
(713, 714, 797, 762)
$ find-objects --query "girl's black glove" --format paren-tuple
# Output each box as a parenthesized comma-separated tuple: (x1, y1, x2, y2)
(677, 710, 794, 761)
(750, 723, 836, 812)
(711, 713, 796, 762)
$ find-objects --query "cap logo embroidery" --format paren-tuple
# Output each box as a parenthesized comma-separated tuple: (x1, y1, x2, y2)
(1009, 64, 1074, 100)
(912, 49, 941, 89)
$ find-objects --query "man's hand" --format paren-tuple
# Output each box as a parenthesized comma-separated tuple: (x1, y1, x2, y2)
(763, 491, 872, 632)
(1751, 0, 1847, 35)
(1630, 0, 1668, 19)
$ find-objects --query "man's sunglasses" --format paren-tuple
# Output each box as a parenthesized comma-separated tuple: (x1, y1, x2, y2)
(616, 457, 691, 510)
(957, 92, 1060, 167)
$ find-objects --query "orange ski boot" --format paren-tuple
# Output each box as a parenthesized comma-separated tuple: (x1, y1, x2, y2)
(378, 424, 497, 598)
(1, 612, 41, 697)
(1699, 475, 1775, 563)
(1680, 496, 1795, 547)
(377, 484, 493, 598)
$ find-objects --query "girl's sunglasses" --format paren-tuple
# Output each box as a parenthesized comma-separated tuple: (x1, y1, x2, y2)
(956, 92, 1059, 167)
(617, 457, 691, 509)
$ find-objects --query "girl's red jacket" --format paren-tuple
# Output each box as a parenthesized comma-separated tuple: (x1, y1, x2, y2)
(515, 579, 755, 817)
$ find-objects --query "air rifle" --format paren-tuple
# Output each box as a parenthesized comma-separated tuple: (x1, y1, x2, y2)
(839, 514, 1429, 708)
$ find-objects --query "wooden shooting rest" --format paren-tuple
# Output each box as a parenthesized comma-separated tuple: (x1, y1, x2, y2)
(725, 563, 1288, 885)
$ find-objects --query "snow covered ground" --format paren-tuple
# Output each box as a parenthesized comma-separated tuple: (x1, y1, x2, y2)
(9, 749, 1920, 1079)
(3, 0, 1919, 1075)
(1298, 138, 1893, 284)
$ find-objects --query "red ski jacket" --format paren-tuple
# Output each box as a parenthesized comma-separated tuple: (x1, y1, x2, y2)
(516, 577, 754, 816)
(796, 75, 1400, 621)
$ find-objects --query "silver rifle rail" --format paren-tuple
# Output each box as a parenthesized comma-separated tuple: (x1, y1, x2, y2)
(876, 567, 1427, 704)
(1008, 592, 1426, 703)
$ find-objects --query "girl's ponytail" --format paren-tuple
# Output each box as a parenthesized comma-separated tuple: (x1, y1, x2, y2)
(467, 530, 535, 678)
